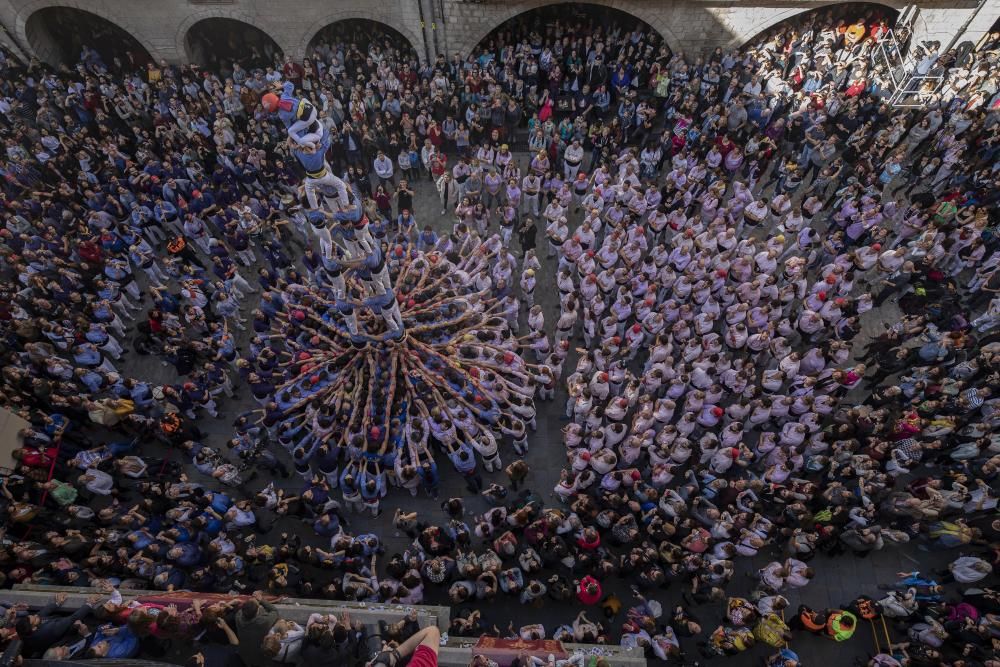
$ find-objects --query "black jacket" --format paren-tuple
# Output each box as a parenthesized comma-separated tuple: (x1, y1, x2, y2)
(21, 603, 94, 656)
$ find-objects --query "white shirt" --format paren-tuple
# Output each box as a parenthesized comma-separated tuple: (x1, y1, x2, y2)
(373, 156, 394, 179)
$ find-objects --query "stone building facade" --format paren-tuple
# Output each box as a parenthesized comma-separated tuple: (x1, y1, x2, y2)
(1, 0, 997, 66)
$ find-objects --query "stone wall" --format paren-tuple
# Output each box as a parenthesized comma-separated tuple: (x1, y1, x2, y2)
(1, 0, 997, 66)
(0, 0, 428, 64)
(442, 0, 998, 57)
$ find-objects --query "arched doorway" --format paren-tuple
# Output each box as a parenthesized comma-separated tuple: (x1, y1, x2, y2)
(185, 18, 283, 73)
(469, 3, 670, 65)
(306, 19, 418, 70)
(25, 6, 151, 69)
(976, 16, 1000, 51)
(740, 2, 902, 95)
(741, 2, 901, 50)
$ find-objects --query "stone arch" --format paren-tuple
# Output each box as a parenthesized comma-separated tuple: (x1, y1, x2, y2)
(176, 11, 286, 67)
(457, 0, 682, 59)
(735, 1, 904, 49)
(17, 1, 155, 66)
(298, 11, 424, 62)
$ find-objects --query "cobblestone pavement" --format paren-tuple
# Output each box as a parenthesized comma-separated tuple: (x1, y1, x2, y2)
(119, 155, 952, 666)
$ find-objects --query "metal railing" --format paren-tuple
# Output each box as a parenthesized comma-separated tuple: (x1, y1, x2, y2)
(887, 73, 945, 107)
(871, 26, 943, 108)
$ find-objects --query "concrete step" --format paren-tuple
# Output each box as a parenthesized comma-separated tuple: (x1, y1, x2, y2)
(442, 636, 647, 666)
(10, 584, 450, 633)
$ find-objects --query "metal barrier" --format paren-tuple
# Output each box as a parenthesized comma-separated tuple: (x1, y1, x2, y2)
(9, 584, 648, 666)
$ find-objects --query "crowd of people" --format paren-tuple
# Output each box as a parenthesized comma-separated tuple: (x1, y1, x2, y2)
(0, 3, 999, 667)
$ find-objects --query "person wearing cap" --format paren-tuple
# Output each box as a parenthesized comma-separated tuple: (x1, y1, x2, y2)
(187, 188, 217, 216)
(623, 322, 645, 361)
(852, 243, 880, 271)
(568, 171, 587, 209)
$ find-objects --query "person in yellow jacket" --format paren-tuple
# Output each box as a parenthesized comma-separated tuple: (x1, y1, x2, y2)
(754, 613, 792, 647)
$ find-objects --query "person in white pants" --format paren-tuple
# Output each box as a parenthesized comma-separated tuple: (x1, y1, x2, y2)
(563, 140, 584, 180)
(303, 161, 347, 211)
(95, 328, 124, 360)
(132, 248, 169, 286)
(103, 288, 139, 320)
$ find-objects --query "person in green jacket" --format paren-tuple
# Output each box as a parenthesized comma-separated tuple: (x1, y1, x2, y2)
(235, 591, 278, 667)
(42, 479, 78, 506)
(825, 609, 857, 641)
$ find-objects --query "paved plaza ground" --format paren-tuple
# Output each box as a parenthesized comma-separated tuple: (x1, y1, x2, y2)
(118, 156, 952, 666)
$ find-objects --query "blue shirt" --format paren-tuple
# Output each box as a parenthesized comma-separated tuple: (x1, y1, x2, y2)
(130, 206, 153, 227)
(73, 347, 101, 366)
(207, 492, 233, 514)
(154, 201, 178, 222)
(171, 542, 202, 567)
(93, 625, 140, 658)
(79, 370, 103, 392)
(448, 443, 476, 473)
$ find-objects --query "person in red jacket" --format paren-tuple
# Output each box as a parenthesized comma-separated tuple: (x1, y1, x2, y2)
(11, 446, 58, 468)
(577, 575, 602, 605)
(77, 238, 103, 265)
(577, 526, 601, 551)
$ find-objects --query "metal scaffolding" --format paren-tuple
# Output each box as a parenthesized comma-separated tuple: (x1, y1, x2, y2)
(870, 10, 944, 108)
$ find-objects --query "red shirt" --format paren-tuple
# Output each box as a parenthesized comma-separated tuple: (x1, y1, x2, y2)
(21, 446, 58, 468)
(716, 136, 735, 158)
(428, 125, 443, 148)
(398, 69, 417, 90)
(577, 576, 602, 605)
(431, 155, 448, 178)
(374, 191, 392, 211)
(282, 61, 304, 83)
(78, 241, 103, 264)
